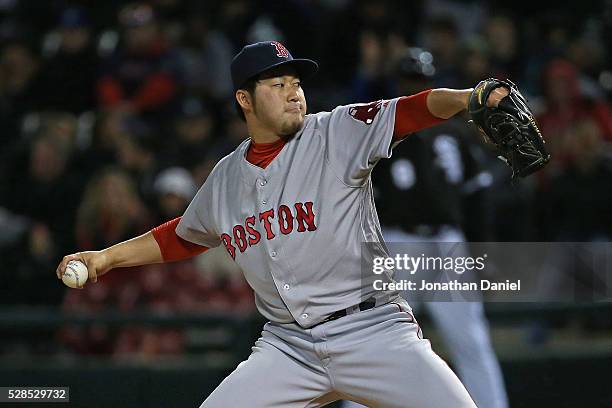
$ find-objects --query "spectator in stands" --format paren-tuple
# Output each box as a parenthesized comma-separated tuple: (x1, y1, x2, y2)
(566, 36, 608, 99)
(36, 7, 97, 114)
(350, 29, 404, 102)
(152, 166, 196, 222)
(458, 36, 492, 88)
(114, 116, 162, 205)
(35, 111, 79, 152)
(195, 109, 248, 184)
(74, 109, 125, 178)
(160, 96, 215, 171)
(1, 129, 82, 305)
(75, 167, 151, 250)
(485, 14, 523, 82)
(542, 118, 612, 241)
(150, 0, 191, 46)
(0, 41, 42, 149)
(216, 0, 257, 51)
(6, 128, 81, 253)
(96, 2, 179, 117)
(190, 149, 225, 188)
(175, 11, 234, 101)
(537, 59, 612, 179)
(422, 16, 462, 87)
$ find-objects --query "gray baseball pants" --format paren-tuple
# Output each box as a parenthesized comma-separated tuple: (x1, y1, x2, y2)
(199, 298, 476, 407)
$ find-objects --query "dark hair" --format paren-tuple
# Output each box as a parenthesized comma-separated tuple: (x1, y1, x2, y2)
(234, 77, 258, 122)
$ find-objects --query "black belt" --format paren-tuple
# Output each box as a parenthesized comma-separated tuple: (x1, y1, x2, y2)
(313, 297, 378, 327)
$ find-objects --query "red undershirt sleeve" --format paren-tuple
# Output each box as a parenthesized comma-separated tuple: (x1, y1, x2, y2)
(151, 217, 209, 262)
(393, 89, 446, 141)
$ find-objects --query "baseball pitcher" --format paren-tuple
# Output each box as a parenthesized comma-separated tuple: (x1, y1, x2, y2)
(56, 41, 548, 407)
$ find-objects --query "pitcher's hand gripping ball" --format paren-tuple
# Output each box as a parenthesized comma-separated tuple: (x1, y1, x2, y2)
(62, 260, 88, 289)
(468, 78, 550, 179)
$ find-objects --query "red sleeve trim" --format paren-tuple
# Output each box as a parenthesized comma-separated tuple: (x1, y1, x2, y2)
(393, 90, 446, 141)
(151, 217, 208, 262)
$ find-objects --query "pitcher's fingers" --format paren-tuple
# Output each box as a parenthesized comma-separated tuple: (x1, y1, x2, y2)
(487, 87, 509, 107)
(88, 267, 98, 283)
(60, 254, 78, 275)
(56, 254, 78, 279)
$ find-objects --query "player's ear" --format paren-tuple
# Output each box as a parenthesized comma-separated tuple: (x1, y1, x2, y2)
(236, 90, 253, 112)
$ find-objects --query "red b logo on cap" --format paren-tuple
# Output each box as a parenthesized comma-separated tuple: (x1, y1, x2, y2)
(271, 41, 289, 58)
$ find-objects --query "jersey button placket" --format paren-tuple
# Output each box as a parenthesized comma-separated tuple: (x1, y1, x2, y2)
(257, 179, 268, 206)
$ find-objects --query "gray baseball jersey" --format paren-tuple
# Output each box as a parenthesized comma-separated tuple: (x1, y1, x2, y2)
(176, 99, 401, 328)
(177, 98, 477, 408)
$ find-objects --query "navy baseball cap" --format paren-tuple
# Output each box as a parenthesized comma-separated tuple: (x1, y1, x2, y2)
(231, 41, 318, 92)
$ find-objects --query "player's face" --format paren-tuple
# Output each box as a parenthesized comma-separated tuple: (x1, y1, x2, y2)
(253, 68, 307, 136)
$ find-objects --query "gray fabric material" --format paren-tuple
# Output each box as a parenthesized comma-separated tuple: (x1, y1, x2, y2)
(176, 99, 401, 327)
(199, 300, 476, 408)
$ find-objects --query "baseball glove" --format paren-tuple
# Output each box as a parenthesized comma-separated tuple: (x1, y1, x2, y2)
(468, 78, 550, 179)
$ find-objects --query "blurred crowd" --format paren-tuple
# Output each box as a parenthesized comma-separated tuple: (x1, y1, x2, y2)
(0, 0, 610, 357)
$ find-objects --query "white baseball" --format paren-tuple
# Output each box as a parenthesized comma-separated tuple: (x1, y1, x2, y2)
(62, 260, 89, 289)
